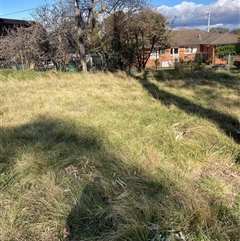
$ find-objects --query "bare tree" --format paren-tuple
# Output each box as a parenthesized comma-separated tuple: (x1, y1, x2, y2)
(210, 27, 229, 34)
(31, 1, 78, 65)
(100, 0, 147, 13)
(0, 23, 50, 70)
(75, 0, 87, 72)
(31, 0, 97, 71)
(28, 0, 149, 71)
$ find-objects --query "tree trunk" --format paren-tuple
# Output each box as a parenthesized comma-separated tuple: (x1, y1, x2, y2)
(20, 50, 25, 71)
(74, 0, 87, 72)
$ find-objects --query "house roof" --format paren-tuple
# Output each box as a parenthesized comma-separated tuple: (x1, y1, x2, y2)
(0, 18, 31, 27)
(0, 18, 34, 36)
(171, 29, 238, 46)
(201, 32, 239, 45)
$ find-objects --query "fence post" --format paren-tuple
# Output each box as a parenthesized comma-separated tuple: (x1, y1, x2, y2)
(227, 53, 231, 72)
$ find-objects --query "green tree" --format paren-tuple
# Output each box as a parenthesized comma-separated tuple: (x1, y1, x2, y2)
(216, 45, 236, 58)
(216, 40, 240, 59)
(103, 8, 169, 70)
(236, 35, 240, 54)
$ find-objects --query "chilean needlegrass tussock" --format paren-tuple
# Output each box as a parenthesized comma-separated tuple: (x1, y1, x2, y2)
(0, 69, 240, 240)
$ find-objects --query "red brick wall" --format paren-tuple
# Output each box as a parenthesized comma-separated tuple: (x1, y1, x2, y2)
(145, 45, 228, 67)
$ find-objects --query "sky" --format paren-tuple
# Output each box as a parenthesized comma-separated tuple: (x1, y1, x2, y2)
(0, 0, 239, 30)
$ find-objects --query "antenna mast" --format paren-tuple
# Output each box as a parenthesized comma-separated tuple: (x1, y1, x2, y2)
(207, 8, 211, 32)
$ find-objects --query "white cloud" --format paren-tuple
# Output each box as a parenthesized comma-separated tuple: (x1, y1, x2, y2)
(157, 0, 240, 30)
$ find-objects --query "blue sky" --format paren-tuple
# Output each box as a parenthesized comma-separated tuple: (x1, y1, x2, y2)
(0, 0, 239, 29)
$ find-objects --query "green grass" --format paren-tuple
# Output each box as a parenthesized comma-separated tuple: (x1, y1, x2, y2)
(0, 69, 240, 240)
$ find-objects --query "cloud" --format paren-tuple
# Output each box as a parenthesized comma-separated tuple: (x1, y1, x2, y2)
(157, 0, 240, 30)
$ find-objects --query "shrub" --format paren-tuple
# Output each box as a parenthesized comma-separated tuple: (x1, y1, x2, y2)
(233, 57, 240, 69)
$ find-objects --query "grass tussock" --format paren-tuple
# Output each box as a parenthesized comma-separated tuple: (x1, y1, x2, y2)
(0, 69, 240, 240)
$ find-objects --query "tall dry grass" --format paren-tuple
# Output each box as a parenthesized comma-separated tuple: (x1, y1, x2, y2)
(0, 69, 240, 240)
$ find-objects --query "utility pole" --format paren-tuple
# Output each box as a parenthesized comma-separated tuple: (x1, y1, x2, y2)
(207, 8, 211, 32)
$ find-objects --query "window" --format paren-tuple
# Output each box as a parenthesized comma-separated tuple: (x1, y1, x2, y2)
(185, 47, 192, 54)
(184, 47, 197, 54)
(150, 51, 159, 60)
(170, 48, 178, 55)
(159, 49, 166, 55)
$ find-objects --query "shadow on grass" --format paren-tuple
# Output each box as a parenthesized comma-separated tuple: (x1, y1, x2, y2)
(141, 68, 240, 91)
(133, 70, 240, 145)
(0, 115, 172, 240)
(1, 115, 239, 240)
(0, 115, 102, 174)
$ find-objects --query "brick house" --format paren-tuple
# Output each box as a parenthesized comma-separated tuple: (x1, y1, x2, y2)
(147, 29, 239, 68)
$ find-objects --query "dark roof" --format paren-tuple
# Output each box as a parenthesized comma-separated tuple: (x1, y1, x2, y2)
(201, 32, 239, 45)
(0, 18, 31, 27)
(171, 29, 238, 46)
(0, 18, 34, 36)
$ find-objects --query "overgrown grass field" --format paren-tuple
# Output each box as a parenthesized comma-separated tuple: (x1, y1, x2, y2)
(1, 69, 240, 240)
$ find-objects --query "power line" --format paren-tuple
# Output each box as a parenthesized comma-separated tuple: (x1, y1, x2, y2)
(1, 8, 35, 17)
